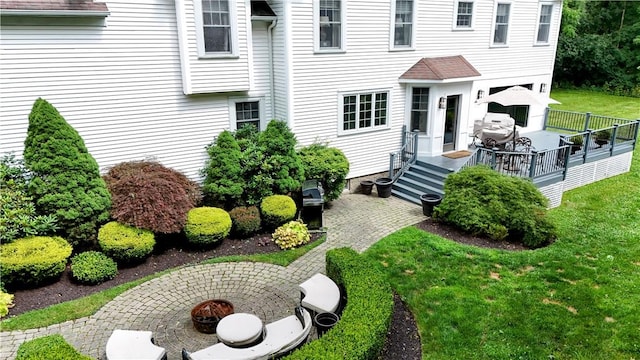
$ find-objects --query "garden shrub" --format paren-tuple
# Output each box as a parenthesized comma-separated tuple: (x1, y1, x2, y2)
(0, 236, 72, 289)
(201, 130, 244, 209)
(98, 222, 155, 263)
(298, 143, 350, 202)
(229, 206, 261, 238)
(272, 220, 310, 250)
(23, 98, 111, 248)
(70, 251, 117, 285)
(104, 161, 201, 234)
(184, 207, 232, 246)
(256, 120, 305, 196)
(1, 154, 58, 243)
(0, 290, 14, 318)
(16, 334, 92, 360)
(284, 247, 393, 359)
(433, 165, 556, 247)
(260, 195, 297, 230)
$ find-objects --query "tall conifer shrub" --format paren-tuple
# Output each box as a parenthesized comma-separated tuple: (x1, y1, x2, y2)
(23, 98, 111, 247)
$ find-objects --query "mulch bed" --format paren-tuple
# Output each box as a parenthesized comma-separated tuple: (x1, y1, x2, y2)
(5, 218, 528, 360)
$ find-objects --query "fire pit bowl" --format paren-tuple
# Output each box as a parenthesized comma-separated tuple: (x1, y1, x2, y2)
(191, 299, 235, 334)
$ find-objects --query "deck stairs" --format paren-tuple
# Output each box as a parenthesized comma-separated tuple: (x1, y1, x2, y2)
(391, 159, 453, 205)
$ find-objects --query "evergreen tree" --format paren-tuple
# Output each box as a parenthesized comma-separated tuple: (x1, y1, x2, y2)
(23, 98, 111, 247)
(201, 130, 244, 209)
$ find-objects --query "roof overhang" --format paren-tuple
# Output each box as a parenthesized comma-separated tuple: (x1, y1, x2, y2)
(0, 9, 110, 17)
(399, 55, 481, 83)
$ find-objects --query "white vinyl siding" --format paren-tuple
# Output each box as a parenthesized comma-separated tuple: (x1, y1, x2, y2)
(175, 0, 250, 93)
(536, 4, 553, 44)
(339, 90, 389, 135)
(392, 0, 414, 48)
(454, 1, 474, 30)
(315, 0, 345, 52)
(492, 2, 510, 46)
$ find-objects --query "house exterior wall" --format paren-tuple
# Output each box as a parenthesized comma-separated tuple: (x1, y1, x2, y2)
(0, 0, 563, 182)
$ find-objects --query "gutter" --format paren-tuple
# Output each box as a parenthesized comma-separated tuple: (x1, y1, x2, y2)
(267, 18, 278, 120)
(0, 10, 110, 17)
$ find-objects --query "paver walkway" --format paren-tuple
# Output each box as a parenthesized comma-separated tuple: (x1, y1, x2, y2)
(0, 193, 424, 360)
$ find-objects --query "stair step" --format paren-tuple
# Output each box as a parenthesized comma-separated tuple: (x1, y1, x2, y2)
(395, 176, 444, 195)
(391, 190, 421, 206)
(402, 171, 446, 190)
(406, 164, 450, 181)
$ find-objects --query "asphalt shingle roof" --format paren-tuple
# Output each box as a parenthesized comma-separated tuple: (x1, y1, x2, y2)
(400, 55, 481, 81)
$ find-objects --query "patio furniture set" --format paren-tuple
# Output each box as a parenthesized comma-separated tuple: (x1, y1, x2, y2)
(105, 273, 342, 360)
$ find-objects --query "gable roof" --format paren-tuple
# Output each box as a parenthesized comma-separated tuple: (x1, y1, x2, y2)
(0, 0, 108, 13)
(400, 55, 481, 81)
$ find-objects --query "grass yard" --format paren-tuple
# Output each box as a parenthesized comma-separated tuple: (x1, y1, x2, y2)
(363, 90, 640, 359)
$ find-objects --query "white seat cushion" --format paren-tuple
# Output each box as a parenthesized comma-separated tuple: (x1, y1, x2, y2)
(106, 329, 166, 360)
(216, 313, 264, 347)
(299, 273, 340, 314)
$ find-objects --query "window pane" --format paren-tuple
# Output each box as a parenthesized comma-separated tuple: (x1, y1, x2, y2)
(375, 93, 387, 126)
(320, 0, 341, 48)
(411, 88, 428, 133)
(456, 2, 473, 27)
(394, 0, 413, 47)
(343, 95, 356, 130)
(537, 5, 552, 43)
(359, 94, 372, 128)
(493, 4, 510, 44)
(202, 0, 231, 53)
(236, 102, 260, 130)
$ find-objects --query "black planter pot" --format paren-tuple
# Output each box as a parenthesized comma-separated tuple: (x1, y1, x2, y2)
(420, 194, 442, 217)
(374, 177, 393, 198)
(314, 312, 339, 337)
(360, 180, 374, 195)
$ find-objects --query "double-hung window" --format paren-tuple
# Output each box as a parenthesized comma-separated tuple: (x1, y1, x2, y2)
(492, 3, 510, 46)
(393, 0, 414, 48)
(341, 91, 389, 134)
(536, 4, 553, 44)
(454, 1, 474, 29)
(196, 0, 237, 57)
(318, 0, 342, 50)
(229, 98, 263, 131)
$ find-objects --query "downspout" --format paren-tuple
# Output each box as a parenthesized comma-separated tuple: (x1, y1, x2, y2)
(267, 19, 278, 120)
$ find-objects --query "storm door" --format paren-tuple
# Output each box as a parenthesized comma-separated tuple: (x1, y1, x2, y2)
(443, 95, 460, 152)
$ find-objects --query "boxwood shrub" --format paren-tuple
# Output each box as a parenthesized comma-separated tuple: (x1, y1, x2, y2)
(16, 334, 92, 360)
(70, 251, 118, 285)
(0, 236, 72, 289)
(284, 247, 393, 359)
(229, 206, 261, 238)
(298, 143, 350, 202)
(260, 195, 296, 230)
(184, 207, 232, 246)
(98, 221, 155, 263)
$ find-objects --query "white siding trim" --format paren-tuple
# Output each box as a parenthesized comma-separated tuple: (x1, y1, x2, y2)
(284, 1, 294, 129)
(175, 0, 193, 94)
(193, 0, 240, 58)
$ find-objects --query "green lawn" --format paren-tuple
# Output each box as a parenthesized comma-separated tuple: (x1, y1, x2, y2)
(363, 90, 640, 359)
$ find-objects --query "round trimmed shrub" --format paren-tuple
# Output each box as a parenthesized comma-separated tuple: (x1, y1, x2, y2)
(185, 207, 232, 246)
(98, 221, 155, 263)
(272, 220, 310, 250)
(229, 206, 261, 238)
(260, 195, 297, 230)
(0, 236, 72, 289)
(70, 251, 117, 285)
(298, 143, 350, 202)
(104, 161, 201, 234)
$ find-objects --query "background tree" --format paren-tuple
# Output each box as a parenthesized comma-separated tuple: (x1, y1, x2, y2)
(23, 98, 111, 247)
(555, 0, 640, 96)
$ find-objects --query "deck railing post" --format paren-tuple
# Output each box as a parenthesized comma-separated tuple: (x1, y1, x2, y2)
(611, 124, 619, 155)
(562, 145, 571, 180)
(389, 152, 396, 178)
(543, 107, 550, 130)
(412, 130, 419, 161)
(529, 150, 538, 178)
(490, 148, 498, 170)
(584, 112, 591, 132)
(633, 120, 640, 150)
(583, 131, 592, 164)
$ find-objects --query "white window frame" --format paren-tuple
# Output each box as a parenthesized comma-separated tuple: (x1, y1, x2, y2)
(452, 0, 475, 31)
(535, 3, 553, 45)
(337, 90, 391, 136)
(194, 0, 239, 58)
(389, 0, 416, 51)
(491, 2, 511, 47)
(228, 97, 265, 131)
(314, 0, 346, 53)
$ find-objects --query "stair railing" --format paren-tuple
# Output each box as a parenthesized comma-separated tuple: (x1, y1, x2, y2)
(389, 127, 419, 181)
